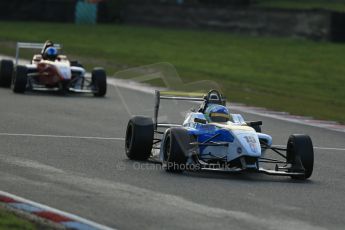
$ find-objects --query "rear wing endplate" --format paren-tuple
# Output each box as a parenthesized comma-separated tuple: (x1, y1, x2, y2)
(15, 42, 62, 65)
(154, 90, 205, 130)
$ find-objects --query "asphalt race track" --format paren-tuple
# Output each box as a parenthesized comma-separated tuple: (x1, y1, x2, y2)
(1, 84, 345, 230)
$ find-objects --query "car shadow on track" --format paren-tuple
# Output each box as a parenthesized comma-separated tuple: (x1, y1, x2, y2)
(128, 160, 317, 184)
(12, 91, 110, 100)
(182, 170, 316, 184)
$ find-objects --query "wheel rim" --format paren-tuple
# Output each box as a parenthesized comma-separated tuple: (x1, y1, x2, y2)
(125, 124, 133, 151)
(286, 139, 295, 163)
(94, 80, 99, 91)
(164, 136, 171, 161)
(11, 73, 16, 88)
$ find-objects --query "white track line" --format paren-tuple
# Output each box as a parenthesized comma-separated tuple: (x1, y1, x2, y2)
(1, 132, 343, 151)
(0, 190, 115, 230)
(313, 147, 345, 151)
(0, 133, 124, 141)
(274, 145, 345, 151)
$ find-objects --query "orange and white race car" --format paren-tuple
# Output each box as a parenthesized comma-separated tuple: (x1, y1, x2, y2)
(0, 40, 106, 97)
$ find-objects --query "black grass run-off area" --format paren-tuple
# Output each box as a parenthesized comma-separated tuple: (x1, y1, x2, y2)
(0, 21, 344, 123)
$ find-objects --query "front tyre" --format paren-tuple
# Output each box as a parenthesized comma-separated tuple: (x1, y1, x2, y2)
(0, 59, 14, 87)
(125, 116, 154, 160)
(287, 134, 314, 180)
(91, 68, 107, 97)
(163, 128, 190, 173)
(12, 66, 28, 93)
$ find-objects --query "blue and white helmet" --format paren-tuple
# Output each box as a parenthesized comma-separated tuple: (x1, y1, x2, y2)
(205, 104, 230, 122)
(44, 47, 58, 61)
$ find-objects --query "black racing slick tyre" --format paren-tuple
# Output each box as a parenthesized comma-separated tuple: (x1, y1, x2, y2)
(125, 116, 154, 160)
(12, 66, 27, 93)
(163, 128, 190, 173)
(91, 68, 107, 97)
(0, 59, 14, 87)
(286, 134, 314, 180)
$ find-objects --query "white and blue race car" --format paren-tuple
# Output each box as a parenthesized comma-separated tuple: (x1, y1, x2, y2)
(125, 90, 314, 180)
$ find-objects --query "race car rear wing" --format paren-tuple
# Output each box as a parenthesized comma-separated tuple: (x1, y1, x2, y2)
(154, 90, 205, 129)
(15, 42, 62, 65)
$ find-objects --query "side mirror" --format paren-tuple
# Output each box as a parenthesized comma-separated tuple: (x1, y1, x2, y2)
(246, 121, 263, 133)
(194, 118, 207, 124)
(246, 121, 263, 126)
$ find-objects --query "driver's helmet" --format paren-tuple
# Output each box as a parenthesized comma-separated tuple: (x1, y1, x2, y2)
(205, 104, 230, 123)
(43, 47, 58, 61)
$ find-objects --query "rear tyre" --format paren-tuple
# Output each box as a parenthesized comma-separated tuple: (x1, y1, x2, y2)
(12, 66, 27, 93)
(163, 128, 190, 173)
(125, 116, 154, 160)
(287, 134, 314, 180)
(91, 68, 107, 97)
(0, 59, 14, 87)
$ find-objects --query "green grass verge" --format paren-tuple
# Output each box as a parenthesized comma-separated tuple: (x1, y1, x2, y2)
(0, 208, 36, 230)
(255, 0, 345, 12)
(0, 21, 344, 123)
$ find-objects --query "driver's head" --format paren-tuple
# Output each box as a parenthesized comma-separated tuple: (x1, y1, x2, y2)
(44, 47, 58, 61)
(205, 105, 230, 122)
